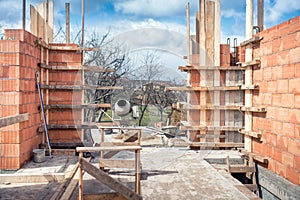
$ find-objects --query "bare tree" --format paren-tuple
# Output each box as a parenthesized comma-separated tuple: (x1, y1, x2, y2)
(83, 32, 131, 122)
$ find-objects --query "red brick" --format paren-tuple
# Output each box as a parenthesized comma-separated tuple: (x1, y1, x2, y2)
(253, 140, 262, 154)
(264, 67, 272, 80)
(267, 80, 277, 93)
(277, 79, 289, 93)
(275, 160, 286, 177)
(272, 38, 282, 53)
(262, 93, 272, 106)
(288, 138, 300, 156)
(289, 109, 300, 124)
(282, 94, 295, 108)
(277, 135, 288, 150)
(277, 108, 289, 122)
(296, 125, 300, 139)
(295, 63, 300, 78)
(295, 156, 300, 171)
(286, 166, 300, 185)
(295, 94, 300, 108)
(272, 120, 283, 134)
(290, 78, 300, 94)
(0, 157, 20, 170)
(272, 147, 282, 162)
(282, 33, 297, 50)
(290, 47, 300, 64)
(272, 94, 281, 107)
(283, 64, 295, 79)
(268, 159, 276, 172)
(283, 122, 295, 138)
(261, 144, 271, 157)
(283, 151, 294, 168)
(271, 66, 282, 80)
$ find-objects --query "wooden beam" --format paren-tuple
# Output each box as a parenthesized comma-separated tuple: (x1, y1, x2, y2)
(34, 39, 99, 51)
(190, 142, 244, 148)
(178, 65, 246, 71)
(167, 85, 258, 92)
(79, 158, 142, 200)
(99, 159, 135, 169)
(240, 36, 263, 46)
(83, 193, 126, 200)
(239, 149, 268, 164)
(77, 146, 142, 153)
(182, 105, 240, 110)
(229, 166, 256, 173)
(197, 134, 226, 139)
(240, 106, 266, 112)
(236, 58, 260, 68)
(239, 129, 262, 139)
(181, 126, 241, 131)
(0, 113, 29, 128)
(40, 84, 123, 90)
(38, 63, 116, 72)
(44, 104, 111, 109)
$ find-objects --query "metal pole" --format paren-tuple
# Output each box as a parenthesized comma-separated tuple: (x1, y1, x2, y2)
(81, 0, 85, 48)
(258, 0, 264, 32)
(22, 0, 26, 29)
(66, 3, 70, 44)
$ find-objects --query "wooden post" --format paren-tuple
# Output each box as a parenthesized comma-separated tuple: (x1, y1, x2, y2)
(135, 149, 141, 195)
(245, 0, 254, 152)
(186, 3, 191, 63)
(22, 0, 26, 29)
(137, 129, 141, 145)
(257, 0, 264, 32)
(78, 152, 83, 200)
(65, 3, 70, 44)
(100, 128, 105, 170)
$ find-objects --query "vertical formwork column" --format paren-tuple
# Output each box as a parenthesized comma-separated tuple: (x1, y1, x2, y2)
(205, 0, 215, 141)
(186, 3, 191, 140)
(199, 0, 206, 140)
(245, 0, 254, 152)
(213, 0, 221, 142)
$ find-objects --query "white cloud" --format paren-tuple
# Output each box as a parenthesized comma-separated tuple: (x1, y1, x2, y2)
(114, 0, 197, 18)
(265, 0, 300, 23)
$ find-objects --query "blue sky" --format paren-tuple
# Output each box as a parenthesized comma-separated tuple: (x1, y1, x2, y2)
(0, 0, 299, 78)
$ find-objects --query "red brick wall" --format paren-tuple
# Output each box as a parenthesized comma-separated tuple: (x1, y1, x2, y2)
(0, 30, 41, 169)
(0, 30, 83, 169)
(252, 16, 300, 185)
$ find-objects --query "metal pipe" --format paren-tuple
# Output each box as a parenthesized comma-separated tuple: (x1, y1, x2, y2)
(22, 0, 26, 29)
(66, 3, 70, 44)
(81, 0, 85, 48)
(258, 0, 264, 32)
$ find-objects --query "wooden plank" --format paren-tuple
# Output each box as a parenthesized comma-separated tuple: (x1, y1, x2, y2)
(234, 185, 260, 200)
(99, 159, 135, 169)
(197, 134, 226, 139)
(167, 85, 258, 92)
(182, 105, 240, 110)
(240, 106, 266, 112)
(0, 113, 29, 128)
(44, 104, 111, 109)
(83, 193, 126, 200)
(240, 36, 263, 46)
(239, 129, 262, 139)
(189, 142, 244, 148)
(239, 149, 268, 164)
(181, 126, 241, 131)
(100, 142, 138, 147)
(51, 163, 79, 200)
(179, 65, 246, 71)
(236, 58, 260, 68)
(38, 63, 115, 72)
(76, 146, 142, 153)
(79, 158, 142, 200)
(40, 84, 123, 90)
(229, 166, 255, 173)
